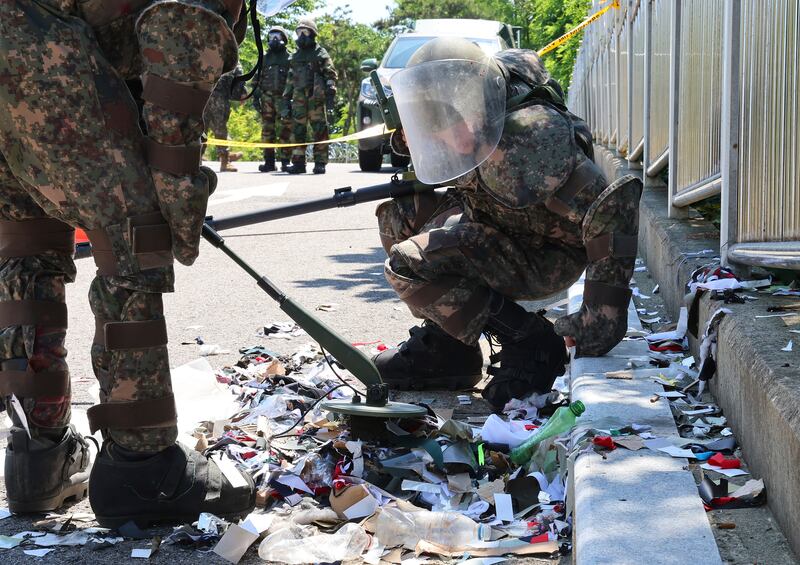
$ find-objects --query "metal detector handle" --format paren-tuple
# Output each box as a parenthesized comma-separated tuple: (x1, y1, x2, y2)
(280, 296, 382, 386)
(200, 222, 382, 387)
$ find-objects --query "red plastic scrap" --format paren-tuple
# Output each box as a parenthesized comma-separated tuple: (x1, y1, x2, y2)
(708, 452, 741, 469)
(529, 533, 550, 544)
(592, 436, 616, 450)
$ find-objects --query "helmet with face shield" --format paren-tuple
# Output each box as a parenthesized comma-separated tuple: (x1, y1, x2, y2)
(390, 37, 507, 184)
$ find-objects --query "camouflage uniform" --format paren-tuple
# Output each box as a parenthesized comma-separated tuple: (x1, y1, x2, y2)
(284, 43, 337, 165)
(204, 63, 246, 164)
(378, 50, 642, 357)
(255, 48, 292, 163)
(0, 0, 241, 459)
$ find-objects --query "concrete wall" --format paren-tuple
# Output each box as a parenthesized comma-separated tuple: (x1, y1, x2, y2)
(594, 144, 800, 557)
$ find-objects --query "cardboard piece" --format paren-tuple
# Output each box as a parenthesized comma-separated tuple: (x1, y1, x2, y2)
(330, 483, 379, 520)
(212, 524, 259, 564)
(613, 436, 645, 451)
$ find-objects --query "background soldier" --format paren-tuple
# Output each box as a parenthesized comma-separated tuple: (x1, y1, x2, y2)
(0, 0, 254, 524)
(254, 26, 292, 173)
(374, 38, 643, 409)
(282, 18, 338, 175)
(204, 63, 246, 172)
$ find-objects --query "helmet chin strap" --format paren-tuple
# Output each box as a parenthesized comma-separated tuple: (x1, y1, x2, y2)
(232, 0, 263, 101)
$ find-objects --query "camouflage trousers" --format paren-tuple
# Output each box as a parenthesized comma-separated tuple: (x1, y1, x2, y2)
(377, 190, 587, 345)
(0, 2, 177, 453)
(259, 93, 291, 161)
(290, 90, 329, 164)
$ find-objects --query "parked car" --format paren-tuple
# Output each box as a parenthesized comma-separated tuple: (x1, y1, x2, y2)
(356, 19, 519, 172)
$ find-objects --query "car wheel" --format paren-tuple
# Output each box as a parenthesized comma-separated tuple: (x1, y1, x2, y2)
(390, 152, 410, 168)
(358, 147, 383, 172)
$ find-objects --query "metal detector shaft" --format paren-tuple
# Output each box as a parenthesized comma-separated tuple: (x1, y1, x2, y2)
(206, 179, 437, 232)
(201, 223, 382, 386)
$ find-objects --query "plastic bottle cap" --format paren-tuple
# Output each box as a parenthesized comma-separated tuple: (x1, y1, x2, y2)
(570, 400, 586, 416)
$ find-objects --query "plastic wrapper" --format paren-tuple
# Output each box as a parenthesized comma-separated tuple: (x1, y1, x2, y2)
(257, 523, 369, 563)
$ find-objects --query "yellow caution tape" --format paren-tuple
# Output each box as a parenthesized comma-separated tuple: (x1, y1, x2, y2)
(205, 123, 394, 149)
(538, 0, 619, 57)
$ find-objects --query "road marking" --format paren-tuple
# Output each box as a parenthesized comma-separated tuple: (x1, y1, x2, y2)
(208, 182, 289, 207)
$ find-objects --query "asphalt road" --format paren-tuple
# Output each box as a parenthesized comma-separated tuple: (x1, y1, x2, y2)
(0, 161, 560, 564)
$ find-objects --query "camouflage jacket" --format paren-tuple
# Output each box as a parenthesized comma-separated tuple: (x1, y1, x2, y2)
(283, 44, 337, 99)
(454, 50, 607, 250)
(256, 48, 291, 94)
(206, 64, 246, 121)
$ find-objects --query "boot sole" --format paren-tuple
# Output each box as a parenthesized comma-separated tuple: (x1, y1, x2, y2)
(94, 507, 253, 530)
(384, 373, 483, 392)
(8, 480, 88, 514)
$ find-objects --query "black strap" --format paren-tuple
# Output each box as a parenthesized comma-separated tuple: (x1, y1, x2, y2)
(545, 159, 600, 218)
(0, 366, 69, 398)
(0, 218, 75, 257)
(87, 394, 177, 434)
(94, 318, 168, 351)
(142, 73, 211, 118)
(145, 138, 202, 176)
(0, 300, 68, 329)
(585, 233, 639, 262)
(583, 281, 633, 309)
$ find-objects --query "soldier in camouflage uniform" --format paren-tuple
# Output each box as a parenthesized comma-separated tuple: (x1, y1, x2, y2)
(253, 26, 292, 173)
(282, 18, 337, 175)
(374, 38, 642, 409)
(204, 64, 246, 173)
(0, 0, 254, 524)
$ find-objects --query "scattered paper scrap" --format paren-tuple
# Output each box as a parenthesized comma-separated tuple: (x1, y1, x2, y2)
(781, 340, 793, 352)
(131, 548, 152, 558)
(24, 549, 55, 557)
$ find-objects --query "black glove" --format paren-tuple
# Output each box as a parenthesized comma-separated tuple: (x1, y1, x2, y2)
(325, 91, 336, 111)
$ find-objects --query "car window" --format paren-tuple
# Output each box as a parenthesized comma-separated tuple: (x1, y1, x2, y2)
(382, 36, 501, 69)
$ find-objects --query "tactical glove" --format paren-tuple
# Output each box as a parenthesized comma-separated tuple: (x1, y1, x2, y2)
(554, 175, 643, 357)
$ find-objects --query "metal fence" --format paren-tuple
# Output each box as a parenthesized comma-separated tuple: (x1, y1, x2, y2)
(568, 0, 800, 270)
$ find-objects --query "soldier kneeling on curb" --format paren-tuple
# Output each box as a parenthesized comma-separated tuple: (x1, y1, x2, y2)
(374, 38, 643, 410)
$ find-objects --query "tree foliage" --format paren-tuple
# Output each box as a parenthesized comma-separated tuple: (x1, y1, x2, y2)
(224, 0, 596, 158)
(316, 8, 392, 135)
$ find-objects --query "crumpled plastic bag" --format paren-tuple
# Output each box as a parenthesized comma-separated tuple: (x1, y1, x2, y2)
(257, 522, 369, 564)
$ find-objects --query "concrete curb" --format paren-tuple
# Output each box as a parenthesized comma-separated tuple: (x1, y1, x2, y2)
(593, 143, 800, 557)
(567, 277, 722, 565)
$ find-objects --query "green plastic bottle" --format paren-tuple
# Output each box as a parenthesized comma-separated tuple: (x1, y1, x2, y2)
(510, 401, 586, 465)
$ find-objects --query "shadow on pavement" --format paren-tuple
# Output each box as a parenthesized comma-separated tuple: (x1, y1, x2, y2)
(293, 247, 396, 302)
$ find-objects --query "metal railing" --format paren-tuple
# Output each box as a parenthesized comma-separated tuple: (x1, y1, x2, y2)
(568, 0, 800, 271)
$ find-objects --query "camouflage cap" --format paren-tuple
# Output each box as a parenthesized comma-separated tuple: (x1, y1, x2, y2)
(296, 17, 318, 35)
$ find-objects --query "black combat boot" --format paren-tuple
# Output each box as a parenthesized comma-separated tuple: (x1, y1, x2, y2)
(285, 157, 306, 174)
(373, 323, 483, 390)
(280, 159, 290, 172)
(258, 150, 276, 172)
(312, 162, 326, 174)
(5, 425, 91, 513)
(90, 441, 255, 528)
(482, 292, 568, 409)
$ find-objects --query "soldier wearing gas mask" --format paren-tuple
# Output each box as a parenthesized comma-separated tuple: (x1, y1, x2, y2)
(374, 38, 642, 409)
(254, 25, 293, 173)
(282, 18, 338, 175)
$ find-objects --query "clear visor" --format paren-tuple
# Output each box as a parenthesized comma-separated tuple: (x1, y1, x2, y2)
(391, 59, 506, 184)
(268, 31, 285, 41)
(296, 28, 313, 38)
(256, 0, 298, 16)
